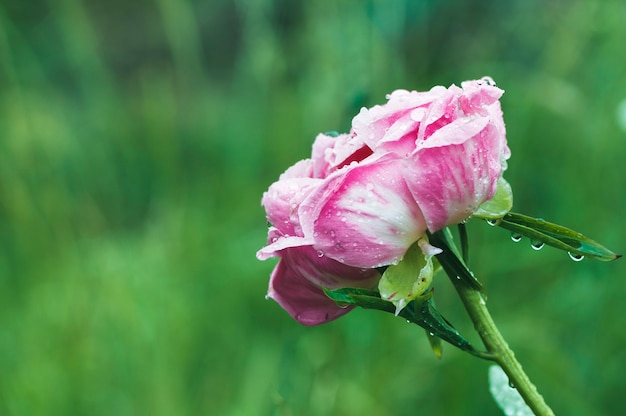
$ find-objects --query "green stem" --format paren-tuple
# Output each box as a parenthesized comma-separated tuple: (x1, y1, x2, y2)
(449, 276, 555, 416)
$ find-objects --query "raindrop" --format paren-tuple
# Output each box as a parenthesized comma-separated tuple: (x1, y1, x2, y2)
(508, 380, 516, 389)
(530, 240, 544, 250)
(510, 233, 522, 243)
(486, 218, 500, 226)
(316, 250, 324, 258)
(428, 332, 435, 337)
(568, 252, 585, 262)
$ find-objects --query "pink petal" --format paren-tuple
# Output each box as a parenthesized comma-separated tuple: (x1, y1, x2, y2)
(300, 155, 427, 268)
(404, 120, 504, 232)
(319, 133, 372, 173)
(267, 259, 353, 325)
(267, 245, 380, 326)
(256, 228, 314, 261)
(353, 88, 447, 155)
(279, 159, 314, 180)
(261, 177, 322, 236)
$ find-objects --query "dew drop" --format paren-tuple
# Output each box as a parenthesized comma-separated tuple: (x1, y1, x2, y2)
(486, 218, 500, 226)
(510, 233, 522, 242)
(568, 252, 585, 262)
(428, 332, 435, 337)
(317, 250, 324, 258)
(530, 240, 544, 250)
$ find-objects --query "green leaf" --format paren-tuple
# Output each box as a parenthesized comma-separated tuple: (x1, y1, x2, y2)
(425, 330, 444, 359)
(412, 297, 476, 353)
(323, 287, 480, 355)
(473, 177, 514, 219)
(429, 230, 484, 293)
(497, 212, 621, 261)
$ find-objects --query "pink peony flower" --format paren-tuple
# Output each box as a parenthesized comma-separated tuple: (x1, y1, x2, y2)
(258, 77, 511, 324)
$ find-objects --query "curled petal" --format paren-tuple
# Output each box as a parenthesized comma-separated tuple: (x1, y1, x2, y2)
(279, 159, 314, 180)
(353, 88, 448, 155)
(266, 245, 380, 325)
(267, 259, 354, 325)
(256, 229, 314, 260)
(261, 177, 323, 236)
(405, 119, 505, 232)
(300, 155, 427, 268)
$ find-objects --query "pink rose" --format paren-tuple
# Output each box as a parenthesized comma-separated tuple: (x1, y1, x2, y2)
(258, 77, 511, 324)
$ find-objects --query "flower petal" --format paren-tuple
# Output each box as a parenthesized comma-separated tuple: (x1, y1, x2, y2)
(300, 155, 427, 268)
(267, 259, 353, 325)
(266, 245, 381, 325)
(405, 119, 505, 232)
(261, 177, 323, 236)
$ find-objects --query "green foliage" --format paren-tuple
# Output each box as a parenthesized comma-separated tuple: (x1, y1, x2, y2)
(497, 212, 621, 261)
(324, 287, 480, 357)
(0, 0, 624, 415)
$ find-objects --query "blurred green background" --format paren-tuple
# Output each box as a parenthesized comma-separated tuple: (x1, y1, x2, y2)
(0, 0, 624, 415)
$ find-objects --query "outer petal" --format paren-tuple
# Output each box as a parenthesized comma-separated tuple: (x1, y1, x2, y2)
(279, 159, 314, 180)
(261, 177, 323, 236)
(405, 119, 504, 232)
(267, 245, 381, 326)
(267, 259, 353, 325)
(256, 227, 314, 261)
(300, 155, 427, 268)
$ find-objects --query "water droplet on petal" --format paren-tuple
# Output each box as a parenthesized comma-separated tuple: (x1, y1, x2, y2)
(568, 252, 584, 262)
(317, 250, 324, 258)
(530, 240, 544, 250)
(510, 233, 522, 242)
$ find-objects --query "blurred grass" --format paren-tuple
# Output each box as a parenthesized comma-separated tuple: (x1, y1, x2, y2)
(0, 0, 624, 415)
